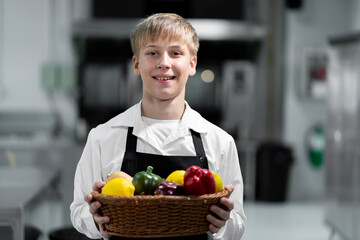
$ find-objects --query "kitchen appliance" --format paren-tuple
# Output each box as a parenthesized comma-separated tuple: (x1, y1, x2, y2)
(325, 31, 360, 240)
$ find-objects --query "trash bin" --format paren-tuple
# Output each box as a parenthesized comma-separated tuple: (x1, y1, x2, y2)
(0, 224, 41, 240)
(25, 225, 42, 240)
(49, 226, 101, 240)
(255, 142, 293, 202)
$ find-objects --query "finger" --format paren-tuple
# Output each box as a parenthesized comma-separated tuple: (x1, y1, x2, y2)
(210, 204, 230, 221)
(99, 223, 110, 238)
(84, 194, 93, 204)
(207, 213, 226, 229)
(93, 180, 106, 191)
(209, 223, 220, 234)
(224, 185, 234, 196)
(94, 213, 110, 225)
(219, 197, 234, 212)
(95, 213, 110, 238)
(89, 201, 101, 215)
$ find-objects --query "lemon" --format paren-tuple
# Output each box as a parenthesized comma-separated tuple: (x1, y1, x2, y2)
(211, 171, 223, 193)
(166, 170, 186, 186)
(102, 178, 135, 196)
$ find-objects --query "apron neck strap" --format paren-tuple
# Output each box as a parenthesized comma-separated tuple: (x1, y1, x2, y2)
(189, 129, 206, 158)
(125, 127, 137, 152)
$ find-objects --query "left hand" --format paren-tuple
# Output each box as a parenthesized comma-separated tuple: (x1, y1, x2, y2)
(206, 185, 234, 233)
(85, 180, 110, 238)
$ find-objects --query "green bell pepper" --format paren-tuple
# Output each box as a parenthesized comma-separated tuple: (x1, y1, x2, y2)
(132, 166, 163, 195)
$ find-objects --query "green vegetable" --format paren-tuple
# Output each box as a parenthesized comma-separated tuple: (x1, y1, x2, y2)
(132, 166, 162, 195)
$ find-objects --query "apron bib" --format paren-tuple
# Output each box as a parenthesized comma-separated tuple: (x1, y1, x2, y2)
(110, 127, 209, 240)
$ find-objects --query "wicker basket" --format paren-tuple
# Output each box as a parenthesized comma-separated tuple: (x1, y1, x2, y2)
(92, 189, 229, 238)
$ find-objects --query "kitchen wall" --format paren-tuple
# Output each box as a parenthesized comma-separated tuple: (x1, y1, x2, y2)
(283, 0, 358, 201)
(0, 0, 88, 134)
(352, 0, 360, 29)
(0, 0, 51, 112)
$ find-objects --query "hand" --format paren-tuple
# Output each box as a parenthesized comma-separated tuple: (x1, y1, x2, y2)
(206, 185, 234, 234)
(84, 180, 110, 238)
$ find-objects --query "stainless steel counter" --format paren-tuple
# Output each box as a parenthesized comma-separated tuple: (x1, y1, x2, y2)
(0, 167, 60, 240)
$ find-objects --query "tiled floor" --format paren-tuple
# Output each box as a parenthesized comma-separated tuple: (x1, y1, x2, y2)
(241, 201, 332, 240)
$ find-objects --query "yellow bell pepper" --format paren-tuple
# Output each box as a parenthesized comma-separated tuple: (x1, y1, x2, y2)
(211, 171, 223, 193)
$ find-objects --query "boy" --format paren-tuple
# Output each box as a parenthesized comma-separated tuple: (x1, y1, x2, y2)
(70, 13, 246, 240)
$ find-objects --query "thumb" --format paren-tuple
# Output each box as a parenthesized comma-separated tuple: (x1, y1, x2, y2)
(224, 185, 234, 197)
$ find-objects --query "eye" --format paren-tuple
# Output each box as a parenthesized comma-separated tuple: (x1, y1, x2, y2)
(172, 51, 182, 56)
(146, 51, 157, 56)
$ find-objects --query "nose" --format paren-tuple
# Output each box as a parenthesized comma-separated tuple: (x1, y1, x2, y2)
(157, 53, 171, 69)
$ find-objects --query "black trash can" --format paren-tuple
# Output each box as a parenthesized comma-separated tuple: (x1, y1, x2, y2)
(25, 225, 42, 240)
(0, 225, 41, 240)
(49, 226, 101, 240)
(255, 142, 293, 202)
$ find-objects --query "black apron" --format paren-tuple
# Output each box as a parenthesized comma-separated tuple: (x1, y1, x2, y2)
(109, 127, 209, 240)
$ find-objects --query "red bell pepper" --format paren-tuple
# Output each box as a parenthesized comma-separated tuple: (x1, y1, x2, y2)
(184, 165, 216, 195)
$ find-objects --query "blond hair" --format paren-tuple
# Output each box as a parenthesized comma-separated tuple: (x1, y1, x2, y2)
(130, 13, 199, 57)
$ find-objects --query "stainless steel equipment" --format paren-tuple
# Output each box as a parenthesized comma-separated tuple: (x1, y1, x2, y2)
(325, 32, 360, 240)
(0, 167, 60, 240)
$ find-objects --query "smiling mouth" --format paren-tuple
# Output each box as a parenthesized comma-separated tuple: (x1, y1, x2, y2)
(153, 76, 176, 80)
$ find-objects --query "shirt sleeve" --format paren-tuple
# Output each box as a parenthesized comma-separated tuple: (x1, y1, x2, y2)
(70, 129, 104, 239)
(211, 137, 246, 240)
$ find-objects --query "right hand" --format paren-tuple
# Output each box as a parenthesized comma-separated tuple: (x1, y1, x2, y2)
(84, 180, 110, 238)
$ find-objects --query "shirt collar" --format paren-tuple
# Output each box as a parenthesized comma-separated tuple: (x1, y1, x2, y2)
(111, 100, 209, 135)
(111, 101, 140, 128)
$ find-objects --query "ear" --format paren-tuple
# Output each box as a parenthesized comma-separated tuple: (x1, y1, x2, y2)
(132, 56, 141, 76)
(189, 56, 197, 76)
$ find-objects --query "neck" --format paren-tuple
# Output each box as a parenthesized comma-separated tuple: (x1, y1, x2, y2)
(141, 98, 185, 120)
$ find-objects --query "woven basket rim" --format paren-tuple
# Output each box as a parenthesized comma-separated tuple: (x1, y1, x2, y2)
(92, 189, 229, 200)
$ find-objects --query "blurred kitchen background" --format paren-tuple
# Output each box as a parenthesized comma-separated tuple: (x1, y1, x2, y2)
(1, 0, 360, 239)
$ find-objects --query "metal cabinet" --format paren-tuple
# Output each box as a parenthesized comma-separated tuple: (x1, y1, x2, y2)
(325, 33, 360, 240)
(0, 167, 60, 240)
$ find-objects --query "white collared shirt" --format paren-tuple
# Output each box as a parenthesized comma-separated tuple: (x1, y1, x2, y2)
(70, 101, 246, 240)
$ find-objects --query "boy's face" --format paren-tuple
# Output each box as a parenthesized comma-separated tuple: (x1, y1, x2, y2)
(132, 39, 197, 103)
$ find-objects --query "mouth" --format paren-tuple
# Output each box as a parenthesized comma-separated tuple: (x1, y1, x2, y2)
(153, 76, 176, 81)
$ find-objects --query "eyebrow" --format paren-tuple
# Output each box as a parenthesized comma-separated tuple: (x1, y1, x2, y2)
(144, 44, 182, 49)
